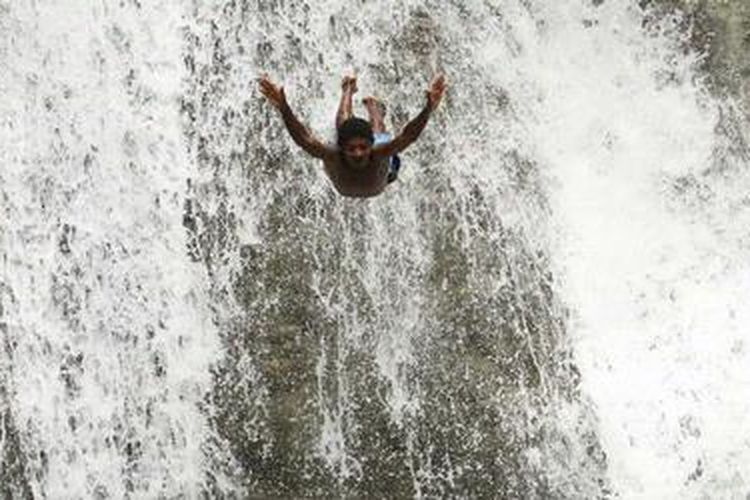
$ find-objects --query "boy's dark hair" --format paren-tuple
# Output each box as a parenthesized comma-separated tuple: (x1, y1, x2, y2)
(337, 117, 374, 147)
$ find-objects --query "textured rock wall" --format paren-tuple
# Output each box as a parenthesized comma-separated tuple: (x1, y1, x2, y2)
(3, 1, 747, 497)
(650, 0, 750, 102)
(181, 3, 609, 497)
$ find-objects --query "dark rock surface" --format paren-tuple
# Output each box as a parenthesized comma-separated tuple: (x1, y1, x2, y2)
(649, 0, 750, 102)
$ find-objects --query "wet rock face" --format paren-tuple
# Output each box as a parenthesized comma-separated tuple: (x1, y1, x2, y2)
(184, 2, 610, 498)
(649, 0, 750, 100)
(6, 1, 746, 497)
(1, 314, 33, 499)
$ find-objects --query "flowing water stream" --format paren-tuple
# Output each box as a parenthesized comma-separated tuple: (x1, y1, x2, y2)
(1, 0, 748, 498)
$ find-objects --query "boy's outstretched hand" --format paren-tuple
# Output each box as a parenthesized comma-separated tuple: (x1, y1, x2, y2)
(341, 75, 358, 93)
(259, 75, 287, 109)
(426, 74, 447, 111)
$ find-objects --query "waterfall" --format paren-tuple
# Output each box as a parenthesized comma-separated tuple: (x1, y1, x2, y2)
(1, 2, 219, 497)
(522, 3, 750, 498)
(1, 0, 748, 498)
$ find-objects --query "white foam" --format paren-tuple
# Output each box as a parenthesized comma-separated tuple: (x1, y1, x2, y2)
(1, 2, 218, 496)
(515, 2, 750, 497)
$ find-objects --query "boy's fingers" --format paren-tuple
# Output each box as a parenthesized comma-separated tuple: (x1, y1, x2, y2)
(260, 79, 277, 91)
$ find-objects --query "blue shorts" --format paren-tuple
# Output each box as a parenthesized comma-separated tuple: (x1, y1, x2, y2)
(374, 132, 402, 183)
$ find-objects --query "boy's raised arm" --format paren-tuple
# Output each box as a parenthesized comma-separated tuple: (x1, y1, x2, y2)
(259, 75, 335, 160)
(373, 74, 446, 158)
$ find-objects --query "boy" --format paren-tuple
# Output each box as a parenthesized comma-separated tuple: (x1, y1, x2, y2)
(259, 73, 446, 198)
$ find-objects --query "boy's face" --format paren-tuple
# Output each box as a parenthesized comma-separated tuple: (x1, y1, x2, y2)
(342, 137, 372, 169)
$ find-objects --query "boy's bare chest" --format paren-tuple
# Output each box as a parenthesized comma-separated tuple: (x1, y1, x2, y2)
(323, 156, 389, 197)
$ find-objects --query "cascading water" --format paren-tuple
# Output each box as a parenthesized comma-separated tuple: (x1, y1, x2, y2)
(1, 0, 748, 498)
(1, 2, 220, 497)
(520, 3, 750, 498)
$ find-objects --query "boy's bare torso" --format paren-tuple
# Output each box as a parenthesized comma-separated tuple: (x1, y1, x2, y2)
(323, 154, 389, 198)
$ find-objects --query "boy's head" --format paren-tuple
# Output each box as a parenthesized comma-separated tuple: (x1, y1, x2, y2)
(337, 117, 373, 169)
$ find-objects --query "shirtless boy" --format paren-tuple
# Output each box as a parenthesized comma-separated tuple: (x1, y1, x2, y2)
(259, 73, 446, 198)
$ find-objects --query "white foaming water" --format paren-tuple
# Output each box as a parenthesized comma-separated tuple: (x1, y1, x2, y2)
(1, 2, 218, 497)
(3, 0, 749, 497)
(509, 2, 750, 498)
(209, 0, 440, 480)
